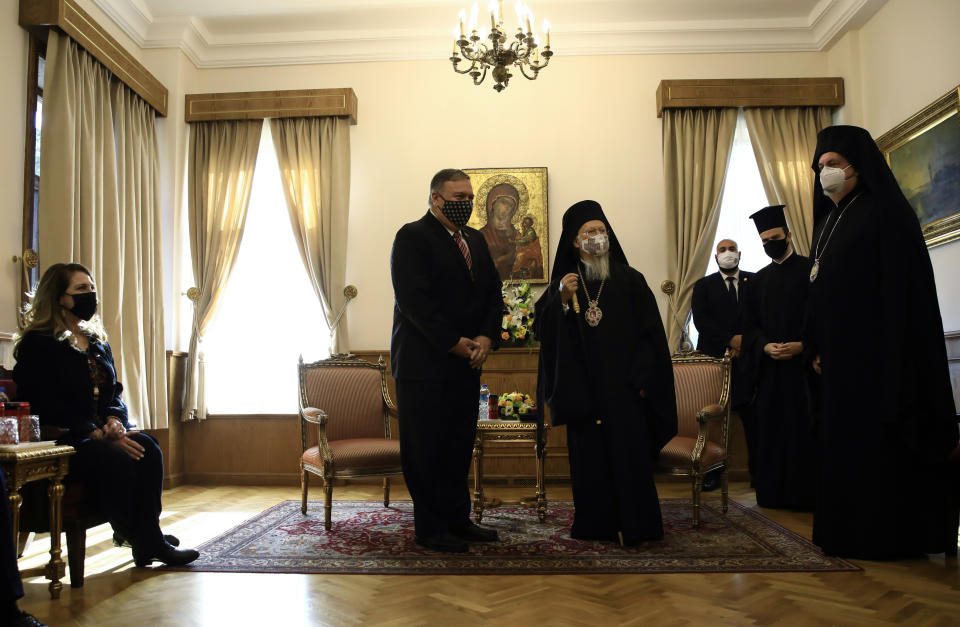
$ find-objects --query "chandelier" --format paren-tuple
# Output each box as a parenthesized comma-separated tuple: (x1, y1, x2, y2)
(451, 1, 553, 92)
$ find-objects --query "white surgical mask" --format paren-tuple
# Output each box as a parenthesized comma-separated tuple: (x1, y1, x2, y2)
(580, 233, 609, 256)
(820, 164, 852, 195)
(717, 251, 739, 270)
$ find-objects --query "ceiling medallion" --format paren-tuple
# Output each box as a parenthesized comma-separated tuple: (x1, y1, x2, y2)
(451, 0, 553, 92)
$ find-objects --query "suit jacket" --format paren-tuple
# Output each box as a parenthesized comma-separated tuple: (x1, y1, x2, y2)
(691, 270, 754, 358)
(390, 211, 504, 381)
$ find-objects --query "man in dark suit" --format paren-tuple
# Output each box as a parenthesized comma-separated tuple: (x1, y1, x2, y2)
(390, 168, 505, 553)
(691, 239, 752, 359)
(691, 238, 756, 486)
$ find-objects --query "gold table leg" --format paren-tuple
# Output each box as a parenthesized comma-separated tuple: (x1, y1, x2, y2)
(46, 478, 65, 599)
(536, 445, 547, 522)
(472, 432, 484, 523)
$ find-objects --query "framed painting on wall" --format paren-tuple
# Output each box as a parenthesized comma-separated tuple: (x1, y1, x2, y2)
(876, 86, 960, 248)
(465, 167, 549, 284)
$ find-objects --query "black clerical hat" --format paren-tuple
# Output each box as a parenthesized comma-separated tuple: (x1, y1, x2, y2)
(549, 200, 628, 280)
(749, 205, 787, 234)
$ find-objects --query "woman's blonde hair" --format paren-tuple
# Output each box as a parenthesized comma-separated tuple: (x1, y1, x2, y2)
(16, 263, 107, 345)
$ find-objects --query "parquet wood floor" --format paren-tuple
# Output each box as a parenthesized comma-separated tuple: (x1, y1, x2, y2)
(16, 480, 960, 626)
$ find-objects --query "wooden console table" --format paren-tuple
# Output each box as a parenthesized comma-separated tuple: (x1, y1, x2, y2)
(472, 419, 549, 523)
(0, 443, 74, 599)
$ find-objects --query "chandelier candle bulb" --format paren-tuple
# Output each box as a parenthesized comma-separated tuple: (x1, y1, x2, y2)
(459, 10, 466, 37)
(544, 19, 550, 46)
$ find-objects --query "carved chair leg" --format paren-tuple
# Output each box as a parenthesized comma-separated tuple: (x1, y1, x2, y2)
(300, 464, 308, 515)
(65, 525, 87, 588)
(692, 474, 703, 527)
(383, 477, 390, 508)
(720, 468, 729, 513)
(324, 480, 333, 532)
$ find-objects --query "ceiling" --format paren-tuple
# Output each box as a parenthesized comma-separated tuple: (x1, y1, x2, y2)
(93, 0, 887, 68)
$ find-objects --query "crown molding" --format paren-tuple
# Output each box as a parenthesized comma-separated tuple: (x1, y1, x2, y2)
(91, 0, 887, 69)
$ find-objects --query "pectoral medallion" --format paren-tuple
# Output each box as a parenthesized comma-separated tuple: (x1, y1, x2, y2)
(809, 260, 820, 283)
(585, 301, 603, 327)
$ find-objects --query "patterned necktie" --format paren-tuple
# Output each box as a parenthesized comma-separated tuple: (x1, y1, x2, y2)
(726, 276, 738, 304)
(453, 231, 472, 271)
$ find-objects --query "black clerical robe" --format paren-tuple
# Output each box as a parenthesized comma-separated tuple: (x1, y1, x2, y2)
(805, 188, 959, 559)
(534, 261, 677, 543)
(741, 253, 816, 510)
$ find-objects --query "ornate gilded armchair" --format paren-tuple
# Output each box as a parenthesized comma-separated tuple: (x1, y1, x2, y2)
(298, 354, 403, 531)
(657, 351, 732, 527)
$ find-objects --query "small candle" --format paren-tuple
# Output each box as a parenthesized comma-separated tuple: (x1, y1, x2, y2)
(544, 19, 551, 47)
(525, 13, 532, 34)
(453, 40, 458, 55)
(459, 10, 466, 37)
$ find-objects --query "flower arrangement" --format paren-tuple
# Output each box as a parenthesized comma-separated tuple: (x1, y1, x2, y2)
(501, 281, 535, 347)
(497, 392, 537, 420)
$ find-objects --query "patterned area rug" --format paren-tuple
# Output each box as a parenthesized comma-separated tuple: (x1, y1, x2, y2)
(172, 499, 858, 575)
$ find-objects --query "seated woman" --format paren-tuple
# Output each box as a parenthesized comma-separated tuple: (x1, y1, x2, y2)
(13, 263, 198, 567)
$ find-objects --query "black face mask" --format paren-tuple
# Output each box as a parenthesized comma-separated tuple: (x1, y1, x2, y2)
(438, 196, 473, 228)
(763, 238, 789, 260)
(67, 291, 98, 321)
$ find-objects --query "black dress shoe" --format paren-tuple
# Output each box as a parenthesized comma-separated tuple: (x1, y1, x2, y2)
(12, 611, 48, 627)
(415, 532, 469, 553)
(114, 532, 180, 548)
(701, 472, 720, 492)
(134, 541, 200, 567)
(452, 521, 499, 542)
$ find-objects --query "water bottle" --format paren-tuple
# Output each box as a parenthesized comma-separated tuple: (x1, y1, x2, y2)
(478, 384, 490, 421)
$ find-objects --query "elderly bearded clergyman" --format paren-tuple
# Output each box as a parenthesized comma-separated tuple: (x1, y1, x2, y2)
(534, 200, 677, 544)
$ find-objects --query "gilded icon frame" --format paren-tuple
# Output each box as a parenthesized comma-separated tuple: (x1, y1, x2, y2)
(876, 86, 960, 248)
(465, 167, 549, 284)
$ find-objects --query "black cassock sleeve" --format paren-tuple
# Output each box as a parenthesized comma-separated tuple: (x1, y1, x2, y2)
(628, 270, 678, 455)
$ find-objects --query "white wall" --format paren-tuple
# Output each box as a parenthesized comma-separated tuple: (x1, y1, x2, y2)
(2, 0, 957, 350)
(828, 0, 960, 332)
(185, 51, 826, 350)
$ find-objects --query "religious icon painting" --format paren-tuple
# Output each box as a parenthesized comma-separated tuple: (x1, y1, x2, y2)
(465, 167, 549, 284)
(877, 85, 960, 248)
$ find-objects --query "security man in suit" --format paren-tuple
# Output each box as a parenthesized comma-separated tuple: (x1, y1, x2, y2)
(691, 238, 757, 485)
(390, 168, 505, 553)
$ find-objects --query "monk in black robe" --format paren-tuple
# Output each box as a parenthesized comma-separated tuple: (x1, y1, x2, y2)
(806, 125, 959, 559)
(534, 200, 677, 544)
(741, 205, 816, 510)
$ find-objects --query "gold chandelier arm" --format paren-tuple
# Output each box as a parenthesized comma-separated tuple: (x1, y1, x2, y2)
(518, 63, 539, 80)
(452, 57, 478, 75)
(471, 65, 488, 85)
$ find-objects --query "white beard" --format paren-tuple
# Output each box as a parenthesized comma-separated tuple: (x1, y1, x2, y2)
(581, 253, 610, 281)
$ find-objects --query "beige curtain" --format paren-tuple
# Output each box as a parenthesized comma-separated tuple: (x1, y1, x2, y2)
(744, 107, 834, 255)
(663, 108, 738, 351)
(181, 120, 263, 421)
(38, 32, 168, 428)
(270, 117, 351, 354)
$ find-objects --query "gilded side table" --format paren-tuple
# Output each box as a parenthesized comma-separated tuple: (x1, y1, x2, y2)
(0, 444, 75, 599)
(472, 419, 549, 523)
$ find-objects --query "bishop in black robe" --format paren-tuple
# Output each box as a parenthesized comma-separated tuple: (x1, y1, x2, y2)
(534, 200, 677, 544)
(806, 126, 959, 559)
(741, 205, 816, 510)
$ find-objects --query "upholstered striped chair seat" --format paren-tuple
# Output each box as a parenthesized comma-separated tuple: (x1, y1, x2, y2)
(302, 438, 402, 472)
(658, 436, 725, 470)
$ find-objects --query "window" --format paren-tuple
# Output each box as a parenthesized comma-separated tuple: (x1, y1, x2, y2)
(688, 110, 769, 343)
(201, 123, 331, 414)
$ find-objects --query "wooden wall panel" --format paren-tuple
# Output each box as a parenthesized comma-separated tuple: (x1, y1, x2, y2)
(19, 0, 168, 116)
(656, 77, 844, 117)
(185, 89, 358, 124)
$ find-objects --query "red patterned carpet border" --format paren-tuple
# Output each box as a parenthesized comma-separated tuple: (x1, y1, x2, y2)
(169, 499, 859, 575)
